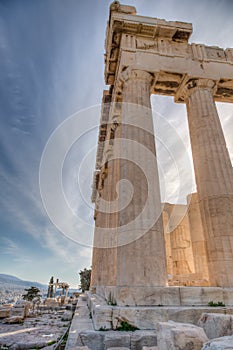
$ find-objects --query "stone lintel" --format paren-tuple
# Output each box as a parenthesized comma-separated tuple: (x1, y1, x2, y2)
(114, 59, 233, 103)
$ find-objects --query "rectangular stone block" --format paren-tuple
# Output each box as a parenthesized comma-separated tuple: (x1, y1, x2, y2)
(112, 307, 168, 330)
(107, 348, 130, 350)
(157, 321, 208, 350)
(111, 286, 181, 306)
(130, 330, 157, 350)
(78, 331, 104, 350)
(104, 332, 130, 349)
(0, 308, 11, 318)
(198, 313, 233, 339)
(180, 287, 224, 306)
(223, 288, 233, 305)
(92, 305, 112, 331)
(167, 307, 228, 325)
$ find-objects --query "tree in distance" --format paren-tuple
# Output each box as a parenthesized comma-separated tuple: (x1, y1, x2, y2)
(22, 286, 41, 313)
(79, 268, 92, 292)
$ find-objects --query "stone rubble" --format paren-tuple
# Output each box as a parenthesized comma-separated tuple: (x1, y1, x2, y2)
(198, 313, 233, 339)
(157, 321, 208, 350)
(3, 316, 24, 324)
(61, 310, 73, 321)
(108, 348, 131, 350)
(202, 335, 233, 349)
(0, 308, 11, 319)
(0, 308, 71, 349)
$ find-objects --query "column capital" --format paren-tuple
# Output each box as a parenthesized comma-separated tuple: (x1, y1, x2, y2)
(176, 78, 216, 102)
(120, 67, 153, 85)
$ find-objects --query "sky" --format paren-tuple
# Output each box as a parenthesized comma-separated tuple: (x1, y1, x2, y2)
(0, 0, 232, 288)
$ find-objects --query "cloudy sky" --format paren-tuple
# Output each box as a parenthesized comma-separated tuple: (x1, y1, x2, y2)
(0, 0, 232, 287)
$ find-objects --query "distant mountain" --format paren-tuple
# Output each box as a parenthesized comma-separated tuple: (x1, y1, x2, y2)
(0, 274, 47, 290)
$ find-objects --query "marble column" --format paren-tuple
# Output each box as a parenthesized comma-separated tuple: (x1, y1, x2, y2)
(184, 79, 233, 287)
(187, 193, 209, 283)
(91, 91, 114, 290)
(162, 209, 173, 276)
(165, 204, 194, 277)
(116, 69, 167, 287)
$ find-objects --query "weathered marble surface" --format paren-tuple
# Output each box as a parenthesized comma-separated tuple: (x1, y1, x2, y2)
(198, 313, 233, 339)
(87, 291, 233, 332)
(157, 321, 208, 350)
(202, 336, 233, 349)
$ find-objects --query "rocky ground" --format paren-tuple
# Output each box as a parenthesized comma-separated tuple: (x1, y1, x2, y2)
(0, 309, 72, 350)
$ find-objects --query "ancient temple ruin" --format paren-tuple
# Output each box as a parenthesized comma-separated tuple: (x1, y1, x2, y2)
(90, 1, 233, 308)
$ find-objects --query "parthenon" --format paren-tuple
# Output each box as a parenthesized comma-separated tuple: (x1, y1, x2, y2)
(90, 1, 233, 306)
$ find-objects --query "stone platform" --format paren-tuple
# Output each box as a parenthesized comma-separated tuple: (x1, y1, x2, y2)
(88, 287, 233, 331)
(65, 291, 233, 350)
(95, 286, 233, 307)
(65, 295, 158, 350)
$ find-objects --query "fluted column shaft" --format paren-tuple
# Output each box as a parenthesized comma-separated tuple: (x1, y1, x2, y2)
(184, 79, 233, 287)
(162, 211, 173, 275)
(116, 69, 167, 286)
(170, 222, 194, 276)
(187, 193, 209, 283)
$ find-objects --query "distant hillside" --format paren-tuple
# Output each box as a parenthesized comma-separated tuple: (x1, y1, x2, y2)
(0, 274, 47, 290)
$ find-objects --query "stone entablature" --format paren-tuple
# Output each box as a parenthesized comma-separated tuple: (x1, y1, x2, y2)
(105, 3, 233, 103)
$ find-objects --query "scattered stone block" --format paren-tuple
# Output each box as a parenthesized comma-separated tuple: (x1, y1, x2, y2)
(166, 306, 229, 325)
(68, 347, 90, 350)
(11, 301, 29, 317)
(202, 335, 233, 349)
(3, 315, 24, 324)
(131, 330, 157, 350)
(80, 294, 87, 301)
(107, 348, 130, 350)
(198, 313, 233, 339)
(112, 306, 167, 330)
(157, 321, 208, 350)
(16, 340, 48, 349)
(10, 306, 25, 317)
(94, 305, 112, 330)
(0, 308, 11, 318)
(104, 332, 131, 349)
(142, 347, 158, 350)
(77, 331, 104, 350)
(44, 298, 58, 307)
(61, 310, 73, 321)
